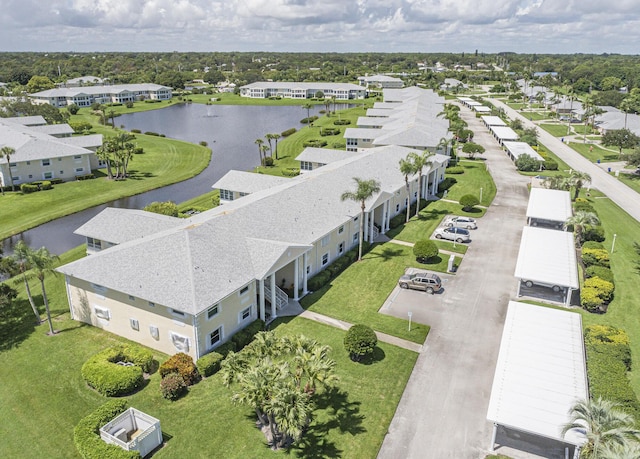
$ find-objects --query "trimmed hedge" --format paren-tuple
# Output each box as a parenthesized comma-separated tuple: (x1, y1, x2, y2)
(344, 324, 378, 362)
(231, 319, 265, 350)
(585, 265, 615, 284)
(159, 352, 200, 386)
(308, 271, 331, 291)
(300, 116, 319, 124)
(584, 326, 640, 419)
(446, 166, 464, 174)
(333, 119, 351, 125)
(214, 341, 236, 357)
(302, 139, 328, 148)
(281, 127, 297, 137)
(582, 247, 610, 268)
(583, 225, 605, 242)
(582, 241, 604, 250)
(282, 168, 300, 177)
(81, 345, 154, 396)
(584, 277, 614, 303)
(459, 194, 479, 211)
(196, 352, 224, 377)
(76, 174, 95, 181)
(542, 159, 558, 170)
(74, 400, 140, 459)
(414, 239, 439, 263)
(320, 128, 340, 136)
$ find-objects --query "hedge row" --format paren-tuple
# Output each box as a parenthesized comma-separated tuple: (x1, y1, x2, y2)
(74, 400, 140, 459)
(307, 243, 370, 292)
(281, 127, 297, 137)
(333, 119, 351, 125)
(446, 166, 464, 174)
(76, 174, 95, 181)
(584, 326, 640, 419)
(388, 199, 429, 230)
(81, 345, 154, 396)
(282, 168, 300, 177)
(320, 128, 341, 136)
(300, 116, 319, 124)
(21, 180, 53, 193)
(302, 139, 328, 148)
(581, 243, 615, 311)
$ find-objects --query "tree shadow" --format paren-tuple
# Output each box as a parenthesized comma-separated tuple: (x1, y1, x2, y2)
(417, 255, 443, 265)
(359, 346, 386, 365)
(464, 207, 483, 214)
(365, 247, 404, 262)
(127, 170, 155, 180)
(0, 297, 39, 352)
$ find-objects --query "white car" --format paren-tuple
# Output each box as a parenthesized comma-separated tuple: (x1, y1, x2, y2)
(434, 226, 471, 243)
(446, 216, 477, 229)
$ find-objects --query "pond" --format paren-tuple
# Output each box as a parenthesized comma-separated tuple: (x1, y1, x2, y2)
(3, 103, 326, 254)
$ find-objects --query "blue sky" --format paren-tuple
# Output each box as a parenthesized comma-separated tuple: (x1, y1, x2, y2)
(1, 0, 638, 54)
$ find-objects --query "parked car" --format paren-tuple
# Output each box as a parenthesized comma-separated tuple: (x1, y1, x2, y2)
(398, 271, 442, 294)
(434, 226, 471, 243)
(446, 216, 477, 229)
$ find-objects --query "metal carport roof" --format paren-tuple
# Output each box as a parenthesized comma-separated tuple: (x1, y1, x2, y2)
(526, 188, 572, 223)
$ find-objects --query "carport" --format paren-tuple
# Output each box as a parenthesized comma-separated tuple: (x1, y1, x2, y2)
(487, 301, 588, 458)
(526, 188, 572, 230)
(481, 115, 507, 128)
(502, 141, 545, 163)
(489, 125, 519, 145)
(514, 226, 578, 306)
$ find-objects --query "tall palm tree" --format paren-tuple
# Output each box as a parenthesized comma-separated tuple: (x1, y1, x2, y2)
(562, 397, 640, 459)
(409, 151, 434, 217)
(341, 177, 381, 261)
(568, 170, 592, 201)
(255, 138, 265, 164)
(0, 146, 16, 194)
(11, 241, 40, 323)
(28, 247, 60, 335)
(399, 156, 416, 223)
(302, 103, 314, 127)
(620, 99, 632, 129)
(543, 175, 571, 191)
(600, 440, 640, 459)
(564, 211, 600, 247)
(265, 133, 280, 159)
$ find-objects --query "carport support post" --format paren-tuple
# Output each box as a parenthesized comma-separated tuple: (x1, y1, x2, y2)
(490, 423, 497, 451)
(408, 311, 412, 331)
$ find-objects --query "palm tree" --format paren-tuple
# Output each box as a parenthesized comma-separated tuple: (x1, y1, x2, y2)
(399, 156, 416, 223)
(620, 99, 633, 129)
(11, 241, 40, 324)
(543, 175, 571, 191)
(562, 397, 640, 459)
(409, 151, 434, 217)
(255, 138, 265, 164)
(564, 211, 600, 247)
(341, 178, 381, 261)
(568, 170, 592, 201)
(265, 133, 280, 159)
(0, 146, 16, 194)
(302, 103, 314, 127)
(28, 247, 60, 335)
(600, 440, 640, 459)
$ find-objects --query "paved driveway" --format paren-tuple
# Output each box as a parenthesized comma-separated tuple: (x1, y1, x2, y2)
(377, 106, 532, 458)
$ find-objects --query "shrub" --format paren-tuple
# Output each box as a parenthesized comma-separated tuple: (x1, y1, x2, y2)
(81, 345, 153, 396)
(199, 141, 208, 147)
(144, 131, 160, 136)
(67, 103, 80, 115)
(262, 156, 274, 166)
(40, 180, 52, 190)
(130, 129, 142, 134)
(50, 178, 64, 185)
(584, 277, 615, 303)
(582, 241, 604, 250)
(320, 128, 340, 136)
(581, 287, 604, 312)
(160, 372, 187, 400)
(585, 266, 614, 284)
(445, 166, 464, 174)
(282, 168, 300, 177)
(74, 400, 140, 459)
(582, 247, 610, 268)
(76, 174, 95, 181)
(302, 139, 328, 148)
(125, 101, 134, 108)
(159, 353, 200, 386)
(515, 154, 541, 172)
(413, 239, 439, 263)
(332, 141, 346, 149)
(542, 159, 558, 170)
(344, 324, 378, 362)
(333, 119, 351, 125)
(144, 99, 162, 104)
(583, 225, 605, 242)
(281, 127, 297, 137)
(214, 341, 236, 357)
(20, 183, 39, 193)
(70, 121, 92, 132)
(308, 271, 331, 291)
(196, 352, 224, 377)
(300, 116, 319, 124)
(574, 201, 597, 214)
(389, 213, 406, 229)
(459, 194, 479, 211)
(438, 177, 457, 193)
(143, 201, 179, 217)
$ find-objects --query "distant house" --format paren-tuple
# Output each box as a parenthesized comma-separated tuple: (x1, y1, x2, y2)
(0, 117, 102, 187)
(357, 75, 404, 89)
(30, 84, 172, 108)
(239, 82, 366, 100)
(440, 78, 467, 91)
(63, 76, 105, 87)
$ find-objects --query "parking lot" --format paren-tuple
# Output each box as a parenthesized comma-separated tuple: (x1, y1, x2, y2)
(431, 214, 477, 244)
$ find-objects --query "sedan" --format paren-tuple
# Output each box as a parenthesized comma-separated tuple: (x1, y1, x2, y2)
(434, 226, 471, 243)
(446, 216, 477, 229)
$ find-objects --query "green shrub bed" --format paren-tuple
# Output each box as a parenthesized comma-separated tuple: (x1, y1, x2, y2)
(446, 166, 465, 174)
(282, 167, 300, 177)
(584, 325, 640, 419)
(196, 352, 224, 377)
(320, 128, 340, 136)
(74, 400, 140, 459)
(81, 345, 154, 396)
(333, 119, 351, 125)
(159, 352, 200, 385)
(281, 127, 297, 137)
(302, 139, 328, 148)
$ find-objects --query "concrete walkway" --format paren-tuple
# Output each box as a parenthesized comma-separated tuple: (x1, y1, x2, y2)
(299, 310, 423, 353)
(387, 238, 463, 258)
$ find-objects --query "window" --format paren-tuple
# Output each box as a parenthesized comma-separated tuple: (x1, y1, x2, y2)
(306, 265, 311, 274)
(28, 175, 33, 179)
(94, 306, 110, 320)
(240, 286, 249, 295)
(338, 225, 344, 234)
(207, 304, 219, 320)
(74, 155, 82, 160)
(130, 318, 139, 331)
(239, 306, 251, 322)
(58, 158, 62, 162)
(148, 301, 155, 308)
(219, 189, 234, 200)
(209, 327, 222, 347)
(239, 191, 249, 197)
(170, 332, 190, 352)
(353, 216, 358, 222)
(75, 167, 84, 173)
(87, 237, 101, 250)
(300, 161, 312, 171)
(128, 295, 135, 301)
(321, 253, 329, 266)
(149, 325, 159, 340)
(26, 161, 30, 165)
(11, 176, 19, 182)
(42, 159, 51, 166)
(9, 162, 16, 167)
(353, 233, 358, 243)
(44, 172, 53, 180)
(396, 204, 400, 212)
(338, 242, 345, 255)
(59, 170, 63, 174)
(321, 235, 330, 247)
(171, 308, 185, 318)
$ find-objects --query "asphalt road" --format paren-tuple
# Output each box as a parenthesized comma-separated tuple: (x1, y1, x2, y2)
(377, 107, 531, 458)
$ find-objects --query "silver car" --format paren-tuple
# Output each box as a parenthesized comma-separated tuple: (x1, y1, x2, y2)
(446, 216, 477, 229)
(398, 272, 442, 294)
(434, 226, 471, 243)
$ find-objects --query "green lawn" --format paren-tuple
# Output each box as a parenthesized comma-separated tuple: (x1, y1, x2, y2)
(517, 143, 572, 177)
(0, 130, 210, 240)
(0, 246, 417, 459)
(572, 124, 594, 135)
(540, 123, 571, 137)
(568, 141, 619, 163)
(617, 173, 640, 195)
(301, 243, 433, 344)
(518, 111, 551, 121)
(506, 103, 526, 109)
(442, 160, 496, 206)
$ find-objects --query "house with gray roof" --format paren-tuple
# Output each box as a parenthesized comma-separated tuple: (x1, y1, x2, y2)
(357, 74, 404, 89)
(57, 145, 449, 359)
(212, 170, 291, 202)
(239, 82, 365, 100)
(30, 84, 172, 108)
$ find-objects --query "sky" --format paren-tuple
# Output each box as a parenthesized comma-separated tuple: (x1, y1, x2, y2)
(1, 0, 639, 54)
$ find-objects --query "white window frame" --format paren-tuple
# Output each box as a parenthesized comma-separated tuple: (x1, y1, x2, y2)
(207, 304, 220, 320)
(321, 234, 331, 247)
(94, 305, 111, 320)
(42, 159, 51, 166)
(239, 285, 250, 296)
(338, 225, 344, 234)
(300, 161, 313, 171)
(43, 172, 53, 180)
(219, 189, 234, 201)
(149, 325, 159, 340)
(171, 308, 186, 318)
(353, 233, 358, 243)
(338, 242, 345, 255)
(130, 318, 139, 331)
(209, 326, 223, 349)
(128, 295, 135, 301)
(321, 253, 329, 266)
(239, 306, 252, 323)
(90, 283, 107, 294)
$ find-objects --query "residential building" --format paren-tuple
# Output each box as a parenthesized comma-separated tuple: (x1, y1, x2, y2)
(0, 118, 102, 187)
(239, 82, 366, 100)
(357, 75, 404, 89)
(29, 84, 172, 108)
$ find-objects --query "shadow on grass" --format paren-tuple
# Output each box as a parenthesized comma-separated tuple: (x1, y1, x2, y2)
(127, 170, 155, 180)
(359, 346, 386, 365)
(464, 207, 483, 214)
(365, 247, 404, 261)
(0, 297, 40, 352)
(417, 255, 443, 265)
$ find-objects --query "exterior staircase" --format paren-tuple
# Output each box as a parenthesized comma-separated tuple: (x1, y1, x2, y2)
(264, 284, 288, 310)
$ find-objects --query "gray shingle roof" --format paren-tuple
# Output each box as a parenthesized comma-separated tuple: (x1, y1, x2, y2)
(30, 83, 171, 97)
(211, 170, 290, 194)
(295, 148, 354, 164)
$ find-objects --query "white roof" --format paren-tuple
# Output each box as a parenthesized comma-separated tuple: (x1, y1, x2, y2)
(295, 147, 354, 164)
(487, 301, 588, 446)
(30, 83, 171, 98)
(514, 226, 579, 289)
(502, 141, 544, 162)
(526, 188, 572, 222)
(482, 116, 507, 126)
(211, 170, 290, 193)
(473, 106, 492, 113)
(490, 126, 519, 141)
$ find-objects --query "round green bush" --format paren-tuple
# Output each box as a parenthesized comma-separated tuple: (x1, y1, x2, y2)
(262, 156, 274, 166)
(581, 286, 604, 312)
(81, 345, 154, 396)
(74, 400, 140, 459)
(459, 194, 479, 211)
(445, 166, 464, 174)
(344, 324, 378, 362)
(333, 119, 351, 125)
(413, 239, 439, 263)
(302, 139, 328, 148)
(160, 372, 187, 400)
(585, 266, 615, 284)
(197, 352, 224, 377)
(582, 241, 605, 250)
(159, 352, 200, 386)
